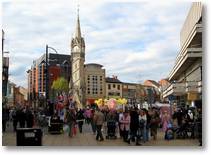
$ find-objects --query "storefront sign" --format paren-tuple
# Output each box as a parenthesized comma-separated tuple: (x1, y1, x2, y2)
(187, 92, 199, 101)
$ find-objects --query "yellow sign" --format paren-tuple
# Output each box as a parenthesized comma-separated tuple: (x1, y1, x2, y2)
(187, 92, 199, 101)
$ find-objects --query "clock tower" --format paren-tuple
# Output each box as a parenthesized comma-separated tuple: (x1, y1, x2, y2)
(70, 8, 85, 108)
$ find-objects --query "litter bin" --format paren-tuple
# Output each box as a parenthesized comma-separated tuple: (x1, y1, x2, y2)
(16, 128, 42, 146)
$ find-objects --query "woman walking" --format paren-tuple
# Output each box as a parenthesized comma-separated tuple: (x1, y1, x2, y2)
(119, 110, 131, 143)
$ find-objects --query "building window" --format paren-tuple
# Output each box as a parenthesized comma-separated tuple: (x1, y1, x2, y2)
(113, 84, 115, 88)
(108, 84, 111, 89)
(117, 85, 120, 90)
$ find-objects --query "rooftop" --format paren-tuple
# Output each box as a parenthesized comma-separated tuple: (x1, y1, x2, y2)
(144, 80, 160, 87)
(106, 76, 122, 83)
(85, 63, 103, 68)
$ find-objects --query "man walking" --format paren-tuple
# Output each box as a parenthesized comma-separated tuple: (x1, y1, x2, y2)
(94, 108, 105, 141)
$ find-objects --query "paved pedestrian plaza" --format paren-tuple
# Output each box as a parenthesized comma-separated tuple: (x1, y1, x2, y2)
(2, 123, 199, 146)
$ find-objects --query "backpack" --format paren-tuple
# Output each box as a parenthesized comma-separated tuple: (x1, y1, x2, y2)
(139, 119, 145, 129)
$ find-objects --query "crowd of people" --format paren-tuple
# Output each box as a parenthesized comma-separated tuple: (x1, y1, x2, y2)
(62, 104, 202, 146)
(2, 102, 202, 146)
(2, 104, 34, 132)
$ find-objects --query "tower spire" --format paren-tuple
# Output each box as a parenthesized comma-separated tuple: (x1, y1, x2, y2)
(75, 4, 81, 38)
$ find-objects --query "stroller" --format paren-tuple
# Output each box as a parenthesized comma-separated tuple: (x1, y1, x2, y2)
(164, 122, 174, 140)
(48, 115, 63, 134)
(175, 121, 195, 139)
(106, 121, 117, 139)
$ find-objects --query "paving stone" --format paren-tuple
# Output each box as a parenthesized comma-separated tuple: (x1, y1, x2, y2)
(2, 123, 199, 146)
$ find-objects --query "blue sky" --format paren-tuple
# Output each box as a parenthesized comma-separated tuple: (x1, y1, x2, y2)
(2, 0, 191, 88)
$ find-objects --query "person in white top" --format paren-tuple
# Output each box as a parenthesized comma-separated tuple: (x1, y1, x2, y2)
(119, 110, 131, 143)
(139, 109, 147, 143)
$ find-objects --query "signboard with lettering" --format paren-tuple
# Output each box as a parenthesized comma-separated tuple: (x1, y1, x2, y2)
(187, 92, 199, 101)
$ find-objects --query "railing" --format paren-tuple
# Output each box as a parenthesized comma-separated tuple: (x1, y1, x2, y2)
(162, 82, 186, 98)
(169, 47, 202, 80)
(186, 81, 198, 92)
(163, 81, 202, 98)
(176, 23, 202, 64)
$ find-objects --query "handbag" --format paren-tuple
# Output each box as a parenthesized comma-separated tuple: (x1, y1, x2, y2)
(72, 124, 77, 135)
(63, 124, 69, 133)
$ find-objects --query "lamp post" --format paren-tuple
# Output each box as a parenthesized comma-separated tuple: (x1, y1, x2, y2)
(45, 44, 58, 108)
(2, 29, 10, 101)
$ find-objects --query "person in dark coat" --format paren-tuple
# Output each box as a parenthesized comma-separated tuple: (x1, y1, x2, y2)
(25, 108, 34, 128)
(145, 109, 151, 142)
(2, 105, 9, 132)
(149, 108, 160, 140)
(12, 108, 17, 131)
(18, 108, 26, 128)
(197, 108, 202, 146)
(76, 109, 85, 133)
(177, 109, 184, 127)
(129, 107, 141, 145)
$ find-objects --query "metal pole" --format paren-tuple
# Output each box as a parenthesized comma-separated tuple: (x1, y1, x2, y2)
(46, 44, 48, 108)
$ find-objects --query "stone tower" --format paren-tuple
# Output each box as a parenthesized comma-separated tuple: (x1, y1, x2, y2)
(70, 8, 86, 108)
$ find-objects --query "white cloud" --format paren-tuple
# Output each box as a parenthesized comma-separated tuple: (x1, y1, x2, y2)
(2, 0, 192, 87)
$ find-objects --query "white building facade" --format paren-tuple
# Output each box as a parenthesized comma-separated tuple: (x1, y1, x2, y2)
(163, 2, 202, 108)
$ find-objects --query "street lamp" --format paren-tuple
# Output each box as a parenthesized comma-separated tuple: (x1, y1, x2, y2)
(45, 44, 58, 108)
(2, 29, 10, 100)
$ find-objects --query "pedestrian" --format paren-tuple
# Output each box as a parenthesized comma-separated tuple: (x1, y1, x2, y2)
(93, 108, 105, 141)
(2, 104, 9, 132)
(118, 108, 124, 138)
(85, 108, 91, 124)
(65, 108, 76, 137)
(145, 109, 151, 141)
(76, 109, 85, 133)
(119, 109, 131, 143)
(25, 108, 34, 128)
(149, 108, 160, 140)
(161, 111, 171, 132)
(187, 110, 194, 122)
(129, 107, 140, 145)
(196, 107, 202, 146)
(176, 109, 184, 127)
(19, 108, 26, 128)
(139, 109, 147, 143)
(106, 109, 117, 138)
(90, 109, 96, 134)
(12, 108, 17, 131)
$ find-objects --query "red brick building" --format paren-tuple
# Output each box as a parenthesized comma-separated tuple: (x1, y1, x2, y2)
(27, 53, 71, 108)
